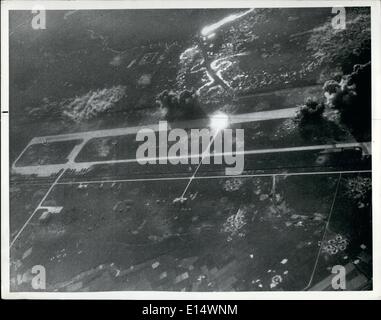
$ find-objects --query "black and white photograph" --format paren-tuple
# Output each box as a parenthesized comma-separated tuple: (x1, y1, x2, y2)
(1, 0, 380, 299)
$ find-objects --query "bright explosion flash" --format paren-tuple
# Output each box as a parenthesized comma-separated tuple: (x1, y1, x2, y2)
(210, 112, 230, 131)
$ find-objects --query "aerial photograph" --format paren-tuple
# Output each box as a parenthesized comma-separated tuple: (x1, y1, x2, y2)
(7, 6, 372, 292)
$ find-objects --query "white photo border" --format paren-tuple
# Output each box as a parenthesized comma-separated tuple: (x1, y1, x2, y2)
(1, 0, 380, 300)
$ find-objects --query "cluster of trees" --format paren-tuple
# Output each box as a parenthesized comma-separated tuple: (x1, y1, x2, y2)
(156, 88, 206, 122)
(306, 9, 370, 75)
(343, 175, 372, 247)
(344, 176, 371, 210)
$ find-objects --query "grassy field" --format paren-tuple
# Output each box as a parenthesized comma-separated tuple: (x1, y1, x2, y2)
(10, 171, 371, 291)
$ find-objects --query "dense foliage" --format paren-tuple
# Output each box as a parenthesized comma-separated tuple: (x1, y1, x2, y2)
(306, 10, 371, 74)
